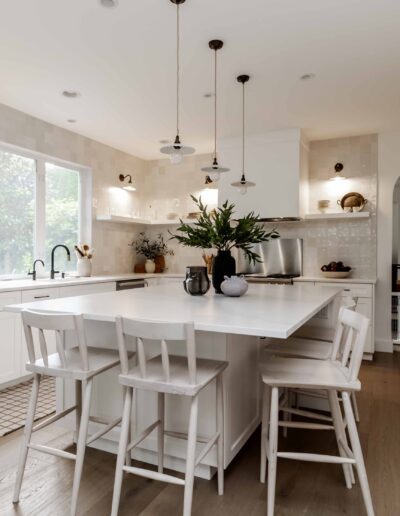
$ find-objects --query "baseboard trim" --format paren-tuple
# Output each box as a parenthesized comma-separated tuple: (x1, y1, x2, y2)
(375, 338, 394, 353)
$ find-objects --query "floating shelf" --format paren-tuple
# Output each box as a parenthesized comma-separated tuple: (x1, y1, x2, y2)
(96, 215, 193, 226)
(304, 212, 370, 221)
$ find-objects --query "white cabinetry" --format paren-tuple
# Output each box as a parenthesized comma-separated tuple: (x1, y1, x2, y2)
(0, 291, 22, 384)
(218, 129, 309, 219)
(59, 282, 116, 298)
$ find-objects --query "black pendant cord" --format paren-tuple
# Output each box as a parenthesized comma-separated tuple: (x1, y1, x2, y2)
(176, 3, 180, 141)
(241, 80, 245, 182)
(213, 47, 217, 163)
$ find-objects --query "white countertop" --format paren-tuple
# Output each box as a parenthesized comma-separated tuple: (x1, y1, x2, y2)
(0, 273, 184, 293)
(5, 283, 341, 339)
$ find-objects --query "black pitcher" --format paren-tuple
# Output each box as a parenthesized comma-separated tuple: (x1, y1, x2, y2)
(183, 266, 210, 296)
(212, 250, 236, 293)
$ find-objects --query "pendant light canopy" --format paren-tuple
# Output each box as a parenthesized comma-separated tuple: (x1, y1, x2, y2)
(160, 0, 195, 164)
(201, 39, 229, 183)
(231, 74, 255, 195)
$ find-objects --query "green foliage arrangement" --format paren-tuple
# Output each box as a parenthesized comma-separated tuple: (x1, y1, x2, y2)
(170, 196, 279, 264)
(132, 232, 174, 260)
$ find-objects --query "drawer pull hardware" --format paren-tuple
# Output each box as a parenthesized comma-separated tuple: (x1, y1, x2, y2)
(33, 295, 50, 299)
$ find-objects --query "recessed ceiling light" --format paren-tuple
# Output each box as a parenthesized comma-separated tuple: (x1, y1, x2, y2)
(300, 73, 316, 81)
(62, 90, 80, 98)
(67, 119, 77, 123)
(99, 0, 118, 7)
(203, 93, 214, 98)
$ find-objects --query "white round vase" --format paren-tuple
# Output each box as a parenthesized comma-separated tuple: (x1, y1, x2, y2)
(145, 259, 156, 273)
(77, 258, 92, 277)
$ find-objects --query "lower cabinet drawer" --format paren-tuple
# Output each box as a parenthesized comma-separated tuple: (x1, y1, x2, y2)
(318, 282, 373, 299)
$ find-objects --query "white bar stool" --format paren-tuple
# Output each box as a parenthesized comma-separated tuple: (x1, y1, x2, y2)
(262, 296, 360, 422)
(259, 307, 374, 516)
(13, 309, 132, 516)
(111, 317, 228, 516)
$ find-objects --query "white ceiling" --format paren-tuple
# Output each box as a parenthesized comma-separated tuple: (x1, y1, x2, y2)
(1, 0, 400, 160)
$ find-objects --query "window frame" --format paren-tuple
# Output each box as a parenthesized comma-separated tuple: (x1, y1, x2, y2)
(0, 141, 92, 279)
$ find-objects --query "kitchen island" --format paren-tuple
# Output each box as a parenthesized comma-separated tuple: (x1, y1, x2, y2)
(6, 283, 341, 479)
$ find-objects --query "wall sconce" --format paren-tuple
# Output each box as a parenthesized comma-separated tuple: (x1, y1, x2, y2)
(119, 174, 136, 191)
(329, 163, 346, 181)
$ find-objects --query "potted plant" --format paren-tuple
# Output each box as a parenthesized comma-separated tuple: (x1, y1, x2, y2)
(170, 196, 279, 293)
(133, 233, 174, 273)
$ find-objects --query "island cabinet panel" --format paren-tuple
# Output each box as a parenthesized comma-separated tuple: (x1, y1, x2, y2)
(58, 325, 261, 479)
(0, 291, 22, 384)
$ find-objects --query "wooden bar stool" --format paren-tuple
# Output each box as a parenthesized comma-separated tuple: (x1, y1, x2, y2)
(111, 317, 228, 516)
(13, 309, 132, 516)
(259, 308, 374, 516)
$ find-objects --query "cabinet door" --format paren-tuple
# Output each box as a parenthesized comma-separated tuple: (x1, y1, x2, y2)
(355, 298, 373, 353)
(58, 281, 116, 298)
(0, 291, 22, 384)
(21, 288, 60, 367)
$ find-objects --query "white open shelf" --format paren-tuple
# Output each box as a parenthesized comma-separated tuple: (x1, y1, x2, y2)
(96, 214, 194, 226)
(304, 212, 370, 220)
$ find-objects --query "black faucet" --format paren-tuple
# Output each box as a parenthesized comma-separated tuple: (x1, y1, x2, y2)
(50, 245, 71, 279)
(28, 259, 45, 281)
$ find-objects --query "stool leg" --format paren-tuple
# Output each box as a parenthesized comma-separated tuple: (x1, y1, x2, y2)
(70, 378, 93, 516)
(260, 384, 270, 484)
(75, 380, 82, 436)
(351, 392, 360, 423)
(183, 395, 199, 516)
(216, 373, 224, 495)
(282, 388, 289, 438)
(111, 387, 133, 516)
(267, 387, 279, 516)
(328, 390, 353, 489)
(342, 392, 375, 516)
(13, 373, 41, 503)
(124, 387, 133, 467)
(158, 392, 165, 473)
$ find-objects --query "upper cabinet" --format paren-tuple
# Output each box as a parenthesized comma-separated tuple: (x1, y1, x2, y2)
(217, 129, 309, 219)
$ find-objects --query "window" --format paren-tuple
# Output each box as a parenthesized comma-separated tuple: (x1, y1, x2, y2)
(0, 144, 90, 278)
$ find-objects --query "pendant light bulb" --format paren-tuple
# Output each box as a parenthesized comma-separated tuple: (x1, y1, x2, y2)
(161, 0, 195, 162)
(238, 184, 247, 195)
(201, 39, 229, 181)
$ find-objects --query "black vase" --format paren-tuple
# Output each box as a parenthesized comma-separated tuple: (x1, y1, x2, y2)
(212, 250, 236, 294)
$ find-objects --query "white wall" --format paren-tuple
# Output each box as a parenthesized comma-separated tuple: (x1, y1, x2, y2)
(376, 132, 400, 352)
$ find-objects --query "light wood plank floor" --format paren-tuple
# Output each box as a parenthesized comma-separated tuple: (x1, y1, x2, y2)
(0, 353, 398, 516)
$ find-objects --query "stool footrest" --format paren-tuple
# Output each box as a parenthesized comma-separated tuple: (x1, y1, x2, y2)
(122, 465, 185, 486)
(127, 419, 161, 453)
(277, 451, 356, 464)
(32, 405, 77, 433)
(28, 443, 76, 461)
(86, 417, 122, 445)
(280, 406, 333, 422)
(195, 432, 220, 466)
(278, 420, 334, 430)
(164, 430, 210, 444)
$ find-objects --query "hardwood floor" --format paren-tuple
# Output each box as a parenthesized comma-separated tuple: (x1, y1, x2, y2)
(0, 352, 398, 516)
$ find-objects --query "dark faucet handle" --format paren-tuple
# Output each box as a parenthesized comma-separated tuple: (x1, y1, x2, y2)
(28, 270, 36, 280)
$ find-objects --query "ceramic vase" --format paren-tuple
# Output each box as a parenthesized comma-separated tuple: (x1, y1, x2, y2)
(145, 259, 156, 273)
(212, 250, 236, 294)
(77, 258, 92, 277)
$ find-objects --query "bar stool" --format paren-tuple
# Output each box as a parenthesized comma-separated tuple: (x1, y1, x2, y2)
(13, 309, 132, 516)
(262, 296, 361, 422)
(259, 308, 374, 516)
(111, 317, 228, 516)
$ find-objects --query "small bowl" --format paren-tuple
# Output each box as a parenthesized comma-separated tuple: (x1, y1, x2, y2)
(321, 271, 352, 279)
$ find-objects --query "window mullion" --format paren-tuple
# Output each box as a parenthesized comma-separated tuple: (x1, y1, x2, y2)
(35, 159, 46, 264)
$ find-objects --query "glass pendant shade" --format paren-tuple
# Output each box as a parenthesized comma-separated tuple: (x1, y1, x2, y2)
(201, 39, 229, 181)
(160, 0, 194, 163)
(231, 74, 255, 193)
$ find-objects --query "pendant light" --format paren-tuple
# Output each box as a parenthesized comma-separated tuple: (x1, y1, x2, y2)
(201, 40, 229, 183)
(231, 75, 255, 195)
(160, 0, 195, 164)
